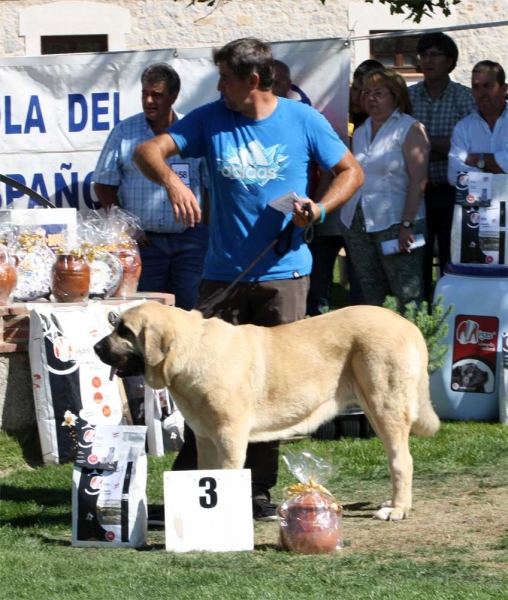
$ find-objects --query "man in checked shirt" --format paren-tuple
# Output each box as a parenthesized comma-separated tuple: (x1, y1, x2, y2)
(409, 33, 475, 302)
(93, 63, 209, 310)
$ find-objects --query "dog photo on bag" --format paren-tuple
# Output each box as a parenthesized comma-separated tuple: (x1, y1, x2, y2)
(94, 301, 440, 521)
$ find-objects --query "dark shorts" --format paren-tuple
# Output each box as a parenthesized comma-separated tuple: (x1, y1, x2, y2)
(196, 276, 310, 326)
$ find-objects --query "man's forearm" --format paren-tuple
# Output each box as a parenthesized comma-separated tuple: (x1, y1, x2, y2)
(133, 139, 175, 188)
(133, 136, 202, 227)
(94, 183, 120, 209)
(484, 153, 507, 174)
(319, 163, 364, 215)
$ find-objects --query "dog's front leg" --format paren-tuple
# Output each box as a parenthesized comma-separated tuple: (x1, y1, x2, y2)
(215, 426, 249, 470)
(195, 436, 219, 470)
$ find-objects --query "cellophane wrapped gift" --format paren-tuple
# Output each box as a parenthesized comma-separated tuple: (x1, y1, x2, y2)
(50, 224, 94, 303)
(278, 450, 342, 554)
(79, 217, 123, 299)
(12, 229, 56, 302)
(83, 208, 142, 298)
(0, 243, 18, 304)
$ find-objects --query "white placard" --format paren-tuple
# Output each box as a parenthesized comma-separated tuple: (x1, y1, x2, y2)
(164, 469, 254, 553)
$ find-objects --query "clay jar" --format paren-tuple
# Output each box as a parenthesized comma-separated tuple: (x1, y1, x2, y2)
(111, 243, 142, 298)
(278, 491, 342, 554)
(0, 245, 17, 305)
(52, 253, 91, 303)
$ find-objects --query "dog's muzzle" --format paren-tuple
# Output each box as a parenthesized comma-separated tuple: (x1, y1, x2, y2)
(94, 337, 145, 379)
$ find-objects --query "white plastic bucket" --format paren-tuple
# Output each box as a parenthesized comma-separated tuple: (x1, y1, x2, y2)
(430, 263, 508, 421)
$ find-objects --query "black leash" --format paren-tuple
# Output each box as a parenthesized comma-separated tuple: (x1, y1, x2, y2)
(201, 202, 315, 318)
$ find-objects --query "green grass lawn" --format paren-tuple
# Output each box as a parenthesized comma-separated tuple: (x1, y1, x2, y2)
(2, 422, 508, 600)
(0, 261, 503, 599)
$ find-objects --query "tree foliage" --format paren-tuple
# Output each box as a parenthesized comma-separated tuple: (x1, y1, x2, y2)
(382, 295, 453, 374)
(186, 0, 461, 24)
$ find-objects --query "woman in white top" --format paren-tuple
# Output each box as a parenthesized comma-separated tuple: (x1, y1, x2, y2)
(341, 68, 430, 307)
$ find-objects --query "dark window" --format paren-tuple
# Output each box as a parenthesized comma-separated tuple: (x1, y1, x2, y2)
(41, 35, 108, 55)
(370, 32, 420, 74)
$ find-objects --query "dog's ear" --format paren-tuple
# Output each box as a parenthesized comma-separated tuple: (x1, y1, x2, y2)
(138, 322, 173, 367)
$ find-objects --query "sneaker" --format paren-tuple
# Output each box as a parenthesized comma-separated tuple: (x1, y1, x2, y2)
(253, 498, 279, 522)
(147, 505, 165, 528)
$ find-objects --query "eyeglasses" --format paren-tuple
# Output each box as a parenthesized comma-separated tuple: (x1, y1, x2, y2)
(361, 90, 391, 100)
(418, 51, 446, 60)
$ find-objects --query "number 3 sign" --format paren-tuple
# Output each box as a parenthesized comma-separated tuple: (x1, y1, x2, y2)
(163, 469, 254, 552)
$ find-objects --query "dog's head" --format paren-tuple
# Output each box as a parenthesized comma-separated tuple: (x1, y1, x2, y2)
(94, 301, 176, 384)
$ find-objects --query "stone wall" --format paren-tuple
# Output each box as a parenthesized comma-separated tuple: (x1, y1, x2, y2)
(0, 0, 507, 85)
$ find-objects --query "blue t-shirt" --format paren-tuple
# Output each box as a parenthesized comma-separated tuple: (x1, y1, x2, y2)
(169, 98, 347, 281)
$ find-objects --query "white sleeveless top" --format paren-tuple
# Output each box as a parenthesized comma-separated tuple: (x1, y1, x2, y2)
(341, 110, 426, 232)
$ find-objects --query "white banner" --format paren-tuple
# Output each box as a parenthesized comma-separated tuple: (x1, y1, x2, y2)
(0, 39, 350, 210)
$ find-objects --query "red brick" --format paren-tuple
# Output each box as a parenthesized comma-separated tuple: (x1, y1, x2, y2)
(3, 314, 29, 328)
(4, 326, 30, 341)
(0, 341, 25, 353)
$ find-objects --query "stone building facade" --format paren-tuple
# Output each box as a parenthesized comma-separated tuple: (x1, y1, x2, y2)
(0, 0, 507, 85)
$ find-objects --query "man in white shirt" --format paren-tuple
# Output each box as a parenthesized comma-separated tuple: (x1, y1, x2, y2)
(448, 60, 508, 183)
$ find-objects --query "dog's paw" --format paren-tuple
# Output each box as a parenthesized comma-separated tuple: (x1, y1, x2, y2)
(379, 500, 392, 508)
(374, 506, 407, 521)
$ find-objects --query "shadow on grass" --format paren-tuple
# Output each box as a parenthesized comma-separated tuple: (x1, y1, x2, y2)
(5, 511, 71, 529)
(4, 428, 44, 468)
(1, 484, 71, 506)
(342, 501, 378, 519)
(38, 534, 72, 547)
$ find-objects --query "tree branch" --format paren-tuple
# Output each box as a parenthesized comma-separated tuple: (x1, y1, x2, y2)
(183, 0, 461, 24)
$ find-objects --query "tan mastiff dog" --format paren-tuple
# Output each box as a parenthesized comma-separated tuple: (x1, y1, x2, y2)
(94, 300, 440, 521)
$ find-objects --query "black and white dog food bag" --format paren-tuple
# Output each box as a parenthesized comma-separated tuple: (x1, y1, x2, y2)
(29, 303, 127, 465)
(72, 424, 147, 548)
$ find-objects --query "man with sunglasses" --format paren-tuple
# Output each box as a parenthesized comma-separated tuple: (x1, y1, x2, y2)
(408, 33, 475, 302)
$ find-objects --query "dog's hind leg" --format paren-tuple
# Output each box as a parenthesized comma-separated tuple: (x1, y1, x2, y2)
(372, 421, 413, 521)
(361, 401, 413, 522)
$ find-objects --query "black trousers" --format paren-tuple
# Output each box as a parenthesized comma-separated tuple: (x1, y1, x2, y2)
(423, 184, 456, 304)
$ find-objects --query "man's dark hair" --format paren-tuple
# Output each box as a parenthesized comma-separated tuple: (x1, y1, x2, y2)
(274, 59, 291, 81)
(472, 60, 506, 86)
(353, 59, 384, 82)
(141, 63, 181, 94)
(417, 32, 459, 73)
(213, 38, 274, 91)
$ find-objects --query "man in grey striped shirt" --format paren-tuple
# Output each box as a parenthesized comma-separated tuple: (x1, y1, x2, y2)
(409, 33, 475, 302)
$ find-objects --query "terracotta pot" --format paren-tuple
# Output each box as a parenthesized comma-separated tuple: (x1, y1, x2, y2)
(279, 493, 342, 554)
(52, 254, 91, 303)
(111, 245, 142, 298)
(0, 245, 17, 305)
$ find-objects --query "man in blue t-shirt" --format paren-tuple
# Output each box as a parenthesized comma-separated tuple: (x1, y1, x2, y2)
(134, 38, 363, 521)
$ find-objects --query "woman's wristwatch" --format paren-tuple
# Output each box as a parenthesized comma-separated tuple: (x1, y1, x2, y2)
(401, 220, 413, 228)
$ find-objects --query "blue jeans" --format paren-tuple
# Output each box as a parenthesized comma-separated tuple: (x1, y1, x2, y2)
(137, 224, 209, 310)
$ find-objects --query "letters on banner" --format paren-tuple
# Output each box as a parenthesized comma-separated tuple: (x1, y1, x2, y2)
(0, 40, 350, 210)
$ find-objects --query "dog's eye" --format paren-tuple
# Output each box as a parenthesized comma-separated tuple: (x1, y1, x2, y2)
(116, 322, 131, 338)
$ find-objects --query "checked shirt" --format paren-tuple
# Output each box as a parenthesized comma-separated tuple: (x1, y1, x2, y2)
(409, 80, 475, 185)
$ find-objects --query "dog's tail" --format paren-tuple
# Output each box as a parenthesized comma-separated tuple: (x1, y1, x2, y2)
(410, 335, 440, 437)
(411, 361, 440, 437)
